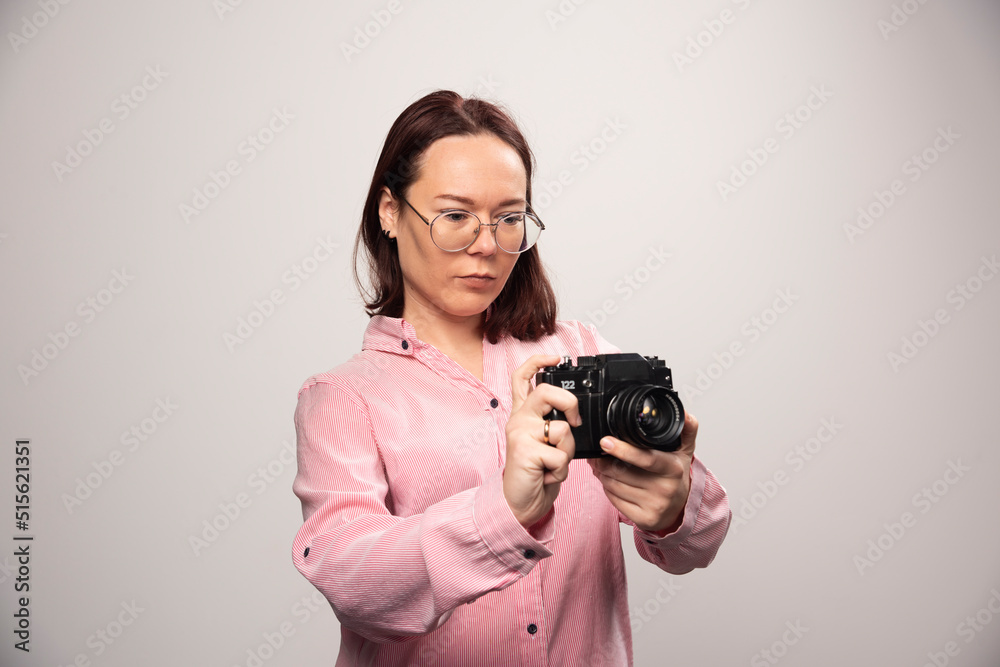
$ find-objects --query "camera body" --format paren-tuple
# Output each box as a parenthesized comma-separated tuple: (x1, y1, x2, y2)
(534, 353, 685, 458)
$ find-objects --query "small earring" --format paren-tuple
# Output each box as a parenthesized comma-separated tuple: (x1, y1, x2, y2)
(382, 229, 395, 242)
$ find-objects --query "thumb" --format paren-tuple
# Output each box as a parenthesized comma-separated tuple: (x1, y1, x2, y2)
(511, 354, 563, 413)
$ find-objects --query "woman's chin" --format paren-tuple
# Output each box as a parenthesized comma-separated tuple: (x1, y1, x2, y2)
(440, 296, 495, 320)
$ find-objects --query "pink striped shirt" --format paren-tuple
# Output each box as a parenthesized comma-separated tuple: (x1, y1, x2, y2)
(291, 316, 731, 666)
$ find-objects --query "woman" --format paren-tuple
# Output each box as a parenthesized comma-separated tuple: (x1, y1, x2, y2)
(291, 90, 731, 666)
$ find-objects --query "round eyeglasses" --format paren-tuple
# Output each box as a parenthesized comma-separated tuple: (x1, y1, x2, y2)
(396, 194, 545, 254)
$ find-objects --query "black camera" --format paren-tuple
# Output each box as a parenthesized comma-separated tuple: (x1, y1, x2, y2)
(534, 353, 685, 458)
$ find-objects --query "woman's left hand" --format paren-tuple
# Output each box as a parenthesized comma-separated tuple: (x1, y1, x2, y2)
(587, 411, 699, 535)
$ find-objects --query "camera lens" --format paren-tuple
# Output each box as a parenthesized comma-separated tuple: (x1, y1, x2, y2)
(606, 384, 684, 450)
(636, 395, 668, 432)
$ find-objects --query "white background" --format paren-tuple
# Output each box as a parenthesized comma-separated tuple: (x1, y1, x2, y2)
(2, 1, 999, 665)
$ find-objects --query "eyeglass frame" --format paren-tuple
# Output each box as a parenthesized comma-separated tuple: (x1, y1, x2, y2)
(393, 192, 546, 254)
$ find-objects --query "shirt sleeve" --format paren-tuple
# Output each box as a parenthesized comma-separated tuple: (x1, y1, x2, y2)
(290, 378, 555, 644)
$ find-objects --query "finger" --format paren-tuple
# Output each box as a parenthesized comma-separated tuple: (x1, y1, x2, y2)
(597, 435, 667, 474)
(595, 483, 648, 525)
(525, 383, 582, 426)
(677, 411, 699, 457)
(539, 419, 576, 484)
(594, 470, 652, 506)
(511, 355, 564, 413)
(593, 462, 679, 513)
(535, 433, 574, 483)
(591, 450, 656, 492)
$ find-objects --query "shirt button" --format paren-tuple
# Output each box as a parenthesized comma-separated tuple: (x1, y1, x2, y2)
(645, 539, 656, 545)
(303, 547, 310, 558)
(401, 340, 409, 350)
(489, 398, 499, 408)
(524, 549, 535, 559)
(527, 623, 538, 635)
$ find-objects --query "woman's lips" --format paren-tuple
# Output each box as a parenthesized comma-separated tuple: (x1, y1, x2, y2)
(458, 274, 496, 287)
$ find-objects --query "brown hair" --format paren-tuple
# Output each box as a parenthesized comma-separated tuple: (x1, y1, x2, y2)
(352, 90, 558, 344)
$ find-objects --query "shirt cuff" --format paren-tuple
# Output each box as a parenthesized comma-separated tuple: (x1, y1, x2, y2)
(635, 455, 707, 548)
(472, 470, 554, 575)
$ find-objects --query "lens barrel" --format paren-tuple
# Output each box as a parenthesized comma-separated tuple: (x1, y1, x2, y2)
(606, 384, 684, 451)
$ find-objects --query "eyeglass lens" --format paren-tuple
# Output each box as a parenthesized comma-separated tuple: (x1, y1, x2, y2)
(431, 211, 541, 253)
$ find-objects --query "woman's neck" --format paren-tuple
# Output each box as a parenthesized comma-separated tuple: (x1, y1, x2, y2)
(402, 303, 487, 379)
(404, 309, 484, 351)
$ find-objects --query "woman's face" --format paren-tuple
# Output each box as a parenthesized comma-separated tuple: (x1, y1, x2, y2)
(380, 133, 527, 325)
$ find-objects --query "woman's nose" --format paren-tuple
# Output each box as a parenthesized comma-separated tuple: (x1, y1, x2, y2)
(466, 221, 499, 255)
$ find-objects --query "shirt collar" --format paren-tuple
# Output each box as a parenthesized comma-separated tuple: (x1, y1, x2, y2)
(362, 314, 510, 403)
(361, 314, 502, 360)
(362, 315, 420, 356)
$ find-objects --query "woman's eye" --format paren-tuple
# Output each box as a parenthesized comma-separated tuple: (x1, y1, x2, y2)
(500, 214, 525, 225)
(443, 212, 471, 223)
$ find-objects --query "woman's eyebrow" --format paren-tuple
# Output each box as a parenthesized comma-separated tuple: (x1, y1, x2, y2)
(434, 193, 526, 208)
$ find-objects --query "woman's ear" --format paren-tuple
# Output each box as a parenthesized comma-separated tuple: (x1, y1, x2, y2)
(378, 186, 399, 240)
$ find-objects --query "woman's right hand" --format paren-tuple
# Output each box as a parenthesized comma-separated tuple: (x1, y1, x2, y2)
(503, 355, 583, 528)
